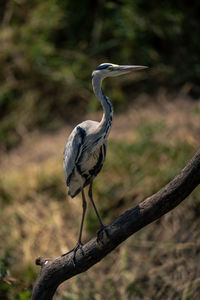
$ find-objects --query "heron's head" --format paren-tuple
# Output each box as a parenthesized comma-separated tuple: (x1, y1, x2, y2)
(92, 63, 148, 79)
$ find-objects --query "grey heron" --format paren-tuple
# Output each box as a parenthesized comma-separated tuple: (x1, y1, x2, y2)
(63, 63, 147, 264)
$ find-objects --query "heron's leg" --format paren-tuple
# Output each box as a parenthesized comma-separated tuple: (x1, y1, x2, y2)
(88, 181, 108, 243)
(62, 189, 87, 266)
(77, 189, 87, 246)
(88, 181, 104, 227)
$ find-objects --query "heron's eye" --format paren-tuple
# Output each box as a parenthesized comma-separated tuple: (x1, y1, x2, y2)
(108, 66, 113, 71)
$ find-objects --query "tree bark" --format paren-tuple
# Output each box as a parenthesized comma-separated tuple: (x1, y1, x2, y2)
(31, 148, 200, 300)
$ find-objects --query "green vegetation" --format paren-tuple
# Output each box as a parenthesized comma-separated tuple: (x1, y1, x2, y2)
(0, 0, 200, 149)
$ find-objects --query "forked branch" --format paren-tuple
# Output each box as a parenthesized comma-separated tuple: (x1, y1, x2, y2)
(31, 148, 200, 300)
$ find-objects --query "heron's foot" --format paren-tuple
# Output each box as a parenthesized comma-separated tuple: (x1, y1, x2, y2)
(97, 225, 109, 244)
(61, 242, 84, 267)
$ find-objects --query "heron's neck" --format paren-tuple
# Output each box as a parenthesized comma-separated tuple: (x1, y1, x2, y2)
(92, 75, 113, 138)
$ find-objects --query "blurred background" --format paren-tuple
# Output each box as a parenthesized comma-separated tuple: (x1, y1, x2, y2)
(1, 0, 200, 299)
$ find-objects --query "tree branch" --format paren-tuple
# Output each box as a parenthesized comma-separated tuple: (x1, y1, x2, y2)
(31, 148, 200, 300)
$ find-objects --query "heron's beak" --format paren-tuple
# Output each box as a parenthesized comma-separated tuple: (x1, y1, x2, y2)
(118, 65, 148, 72)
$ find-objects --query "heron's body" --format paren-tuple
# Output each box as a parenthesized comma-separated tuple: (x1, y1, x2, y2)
(64, 120, 107, 197)
(62, 63, 147, 264)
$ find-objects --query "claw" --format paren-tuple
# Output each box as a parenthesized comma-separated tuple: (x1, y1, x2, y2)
(97, 225, 109, 244)
(61, 242, 85, 267)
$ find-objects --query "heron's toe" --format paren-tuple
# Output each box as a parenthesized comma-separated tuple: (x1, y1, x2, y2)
(61, 242, 85, 267)
(96, 225, 109, 244)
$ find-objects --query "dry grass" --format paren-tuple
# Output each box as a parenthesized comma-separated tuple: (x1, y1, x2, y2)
(1, 93, 200, 299)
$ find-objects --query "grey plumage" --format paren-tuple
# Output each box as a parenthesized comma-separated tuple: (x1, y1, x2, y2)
(62, 63, 147, 264)
(63, 120, 108, 197)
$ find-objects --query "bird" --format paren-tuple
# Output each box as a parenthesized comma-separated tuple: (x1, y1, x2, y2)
(63, 63, 147, 264)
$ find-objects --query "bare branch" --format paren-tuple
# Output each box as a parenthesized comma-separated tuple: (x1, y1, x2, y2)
(31, 148, 200, 300)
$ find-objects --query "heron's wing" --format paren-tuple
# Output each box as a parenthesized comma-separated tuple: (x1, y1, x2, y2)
(63, 126, 86, 186)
